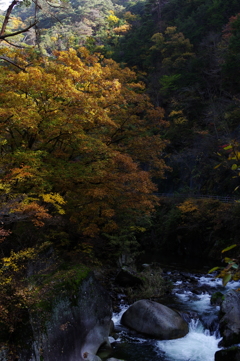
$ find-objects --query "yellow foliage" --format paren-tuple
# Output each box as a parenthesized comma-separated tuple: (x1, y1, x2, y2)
(107, 12, 120, 27)
(165, 26, 178, 35)
(41, 193, 66, 214)
(0, 181, 11, 193)
(124, 11, 138, 23)
(169, 110, 188, 124)
(10, 17, 24, 30)
(150, 33, 164, 50)
(1, 248, 35, 274)
(177, 199, 199, 214)
(130, 226, 146, 232)
(113, 24, 131, 34)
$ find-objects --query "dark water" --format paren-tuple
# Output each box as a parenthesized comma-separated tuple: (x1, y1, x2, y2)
(110, 341, 161, 361)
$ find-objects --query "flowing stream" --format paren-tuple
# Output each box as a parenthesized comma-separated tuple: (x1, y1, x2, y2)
(106, 271, 240, 361)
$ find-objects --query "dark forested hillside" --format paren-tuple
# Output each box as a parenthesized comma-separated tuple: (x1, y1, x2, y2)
(111, 0, 240, 195)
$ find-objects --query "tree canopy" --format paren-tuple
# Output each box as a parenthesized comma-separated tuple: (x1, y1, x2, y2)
(0, 46, 169, 236)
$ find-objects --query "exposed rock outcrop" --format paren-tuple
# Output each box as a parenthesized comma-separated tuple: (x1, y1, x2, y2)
(20, 272, 112, 361)
(218, 289, 240, 347)
(121, 299, 189, 339)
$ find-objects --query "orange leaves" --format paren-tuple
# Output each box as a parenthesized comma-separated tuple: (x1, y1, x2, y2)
(8, 165, 33, 183)
(0, 46, 168, 234)
(90, 188, 110, 200)
(13, 201, 52, 227)
(0, 227, 11, 243)
(223, 13, 240, 39)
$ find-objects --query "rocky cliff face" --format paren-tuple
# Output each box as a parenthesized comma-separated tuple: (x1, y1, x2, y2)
(2, 272, 112, 361)
(219, 289, 240, 347)
(31, 272, 112, 361)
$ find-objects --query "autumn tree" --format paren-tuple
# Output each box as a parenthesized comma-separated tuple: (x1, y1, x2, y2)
(0, 46, 169, 241)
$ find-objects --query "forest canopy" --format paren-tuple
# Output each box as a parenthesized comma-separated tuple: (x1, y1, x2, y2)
(0, 46, 169, 236)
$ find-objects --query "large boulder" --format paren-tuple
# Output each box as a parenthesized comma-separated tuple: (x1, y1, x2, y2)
(121, 299, 189, 339)
(28, 272, 112, 361)
(219, 289, 240, 347)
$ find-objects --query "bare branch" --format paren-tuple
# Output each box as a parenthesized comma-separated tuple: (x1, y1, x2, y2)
(0, 0, 19, 38)
(0, 22, 37, 40)
(0, 56, 27, 71)
(2, 38, 26, 48)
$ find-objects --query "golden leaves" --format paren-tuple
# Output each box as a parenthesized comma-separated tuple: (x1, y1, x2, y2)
(41, 193, 66, 215)
(1, 248, 36, 274)
(177, 199, 200, 214)
(113, 24, 131, 34)
(0, 46, 168, 234)
(169, 110, 188, 124)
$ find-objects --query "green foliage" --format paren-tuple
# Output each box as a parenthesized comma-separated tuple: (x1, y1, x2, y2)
(222, 244, 237, 253)
(211, 291, 224, 305)
(7, 0, 133, 55)
(103, 228, 141, 259)
(125, 266, 168, 301)
(208, 244, 239, 286)
(162, 0, 240, 44)
(138, 197, 240, 263)
(159, 74, 182, 94)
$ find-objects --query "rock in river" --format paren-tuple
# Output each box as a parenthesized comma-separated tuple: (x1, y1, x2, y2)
(121, 299, 189, 340)
(219, 289, 240, 347)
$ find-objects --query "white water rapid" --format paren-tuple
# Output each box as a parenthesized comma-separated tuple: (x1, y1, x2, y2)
(109, 272, 240, 361)
(156, 319, 220, 361)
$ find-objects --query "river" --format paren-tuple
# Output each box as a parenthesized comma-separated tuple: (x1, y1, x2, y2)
(105, 270, 240, 361)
